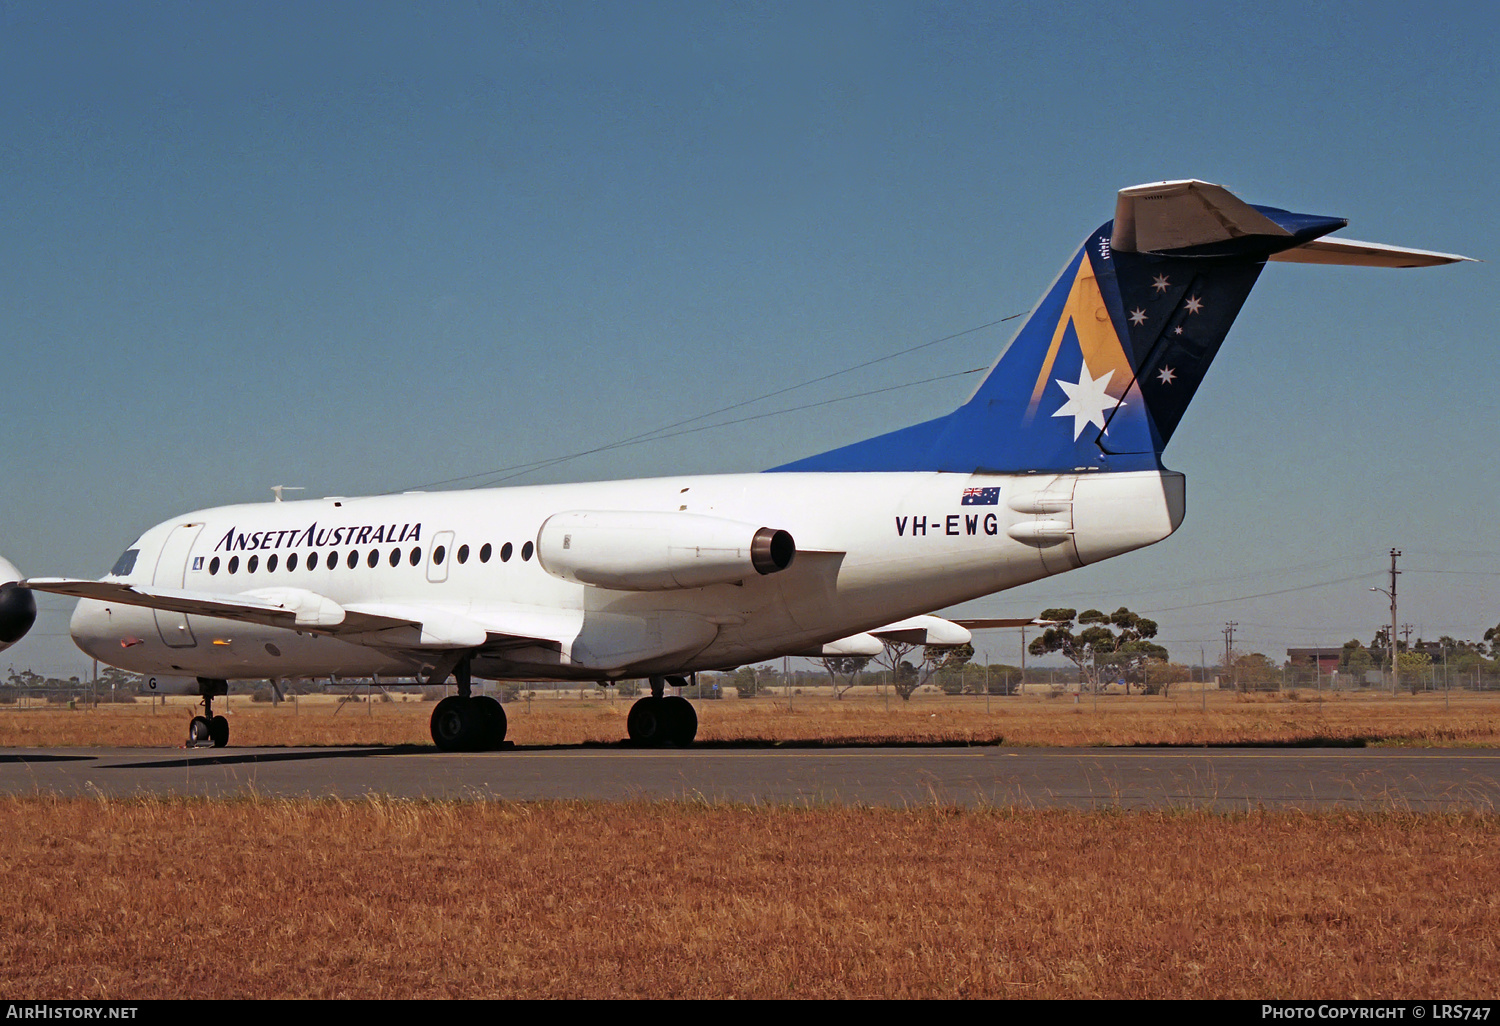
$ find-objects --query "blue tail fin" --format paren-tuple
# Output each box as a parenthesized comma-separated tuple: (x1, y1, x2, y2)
(770, 180, 1352, 475)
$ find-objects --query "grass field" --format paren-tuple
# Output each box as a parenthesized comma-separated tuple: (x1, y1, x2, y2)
(3, 688, 1499, 749)
(2, 797, 1494, 999)
(6, 691, 1497, 999)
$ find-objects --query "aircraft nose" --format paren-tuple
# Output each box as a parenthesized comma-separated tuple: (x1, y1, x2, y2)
(69, 599, 116, 660)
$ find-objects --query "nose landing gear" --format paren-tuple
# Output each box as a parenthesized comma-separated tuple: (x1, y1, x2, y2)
(188, 678, 230, 748)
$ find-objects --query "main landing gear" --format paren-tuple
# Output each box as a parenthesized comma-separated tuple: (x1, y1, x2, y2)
(625, 675, 698, 747)
(429, 657, 509, 752)
(187, 678, 230, 748)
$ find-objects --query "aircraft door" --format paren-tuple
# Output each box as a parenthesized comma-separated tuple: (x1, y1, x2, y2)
(427, 530, 455, 584)
(152, 523, 203, 648)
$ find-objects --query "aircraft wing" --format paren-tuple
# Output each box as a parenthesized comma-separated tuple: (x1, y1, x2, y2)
(22, 578, 564, 651)
(950, 617, 1066, 629)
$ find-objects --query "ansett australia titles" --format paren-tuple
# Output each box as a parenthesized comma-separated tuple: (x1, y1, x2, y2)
(212, 523, 423, 552)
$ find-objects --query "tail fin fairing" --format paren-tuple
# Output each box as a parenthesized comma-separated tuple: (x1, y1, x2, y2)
(768, 180, 1436, 476)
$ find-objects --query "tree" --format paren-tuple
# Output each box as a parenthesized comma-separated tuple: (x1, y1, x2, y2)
(874, 641, 973, 701)
(730, 666, 765, 698)
(820, 655, 871, 699)
(1398, 650, 1433, 694)
(1232, 652, 1281, 689)
(1339, 639, 1365, 668)
(1028, 607, 1166, 689)
(6, 668, 43, 690)
(1369, 627, 1402, 668)
(1345, 644, 1375, 680)
(930, 643, 976, 694)
(98, 666, 143, 697)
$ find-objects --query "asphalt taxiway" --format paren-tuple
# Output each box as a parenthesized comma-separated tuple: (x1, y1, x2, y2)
(2, 744, 1497, 809)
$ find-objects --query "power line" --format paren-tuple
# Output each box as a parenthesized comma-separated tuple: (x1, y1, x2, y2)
(397, 312, 1025, 491)
(1140, 573, 1377, 614)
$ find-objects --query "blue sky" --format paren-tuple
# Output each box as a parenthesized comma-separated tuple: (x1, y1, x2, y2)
(3, 1, 1495, 676)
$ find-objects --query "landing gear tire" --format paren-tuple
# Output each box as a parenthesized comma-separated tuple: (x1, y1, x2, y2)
(627, 696, 666, 745)
(627, 696, 697, 747)
(473, 695, 508, 748)
(430, 695, 491, 752)
(209, 715, 230, 748)
(188, 715, 212, 747)
(661, 696, 697, 746)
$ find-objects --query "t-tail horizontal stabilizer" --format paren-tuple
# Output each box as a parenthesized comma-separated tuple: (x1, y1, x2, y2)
(771, 180, 1471, 476)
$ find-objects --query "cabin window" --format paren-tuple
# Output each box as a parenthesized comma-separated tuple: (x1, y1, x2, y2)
(389, 548, 401, 567)
(346, 550, 358, 570)
(287, 553, 299, 572)
(521, 541, 534, 561)
(367, 549, 379, 568)
(267, 554, 279, 573)
(432, 545, 446, 565)
(480, 543, 492, 563)
(457, 544, 469, 564)
(501, 542, 513, 562)
(409, 547, 421, 566)
(209, 557, 220, 575)
(247, 555, 259, 573)
(308, 552, 320, 571)
(110, 549, 139, 576)
(228, 556, 240, 574)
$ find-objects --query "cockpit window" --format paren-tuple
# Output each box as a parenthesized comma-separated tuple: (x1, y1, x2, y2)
(110, 549, 139, 576)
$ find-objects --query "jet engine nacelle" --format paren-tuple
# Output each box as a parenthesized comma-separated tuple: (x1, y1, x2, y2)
(536, 511, 795, 591)
(0, 556, 37, 654)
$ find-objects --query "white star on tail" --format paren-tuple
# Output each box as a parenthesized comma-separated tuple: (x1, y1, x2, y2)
(1157, 365, 1176, 385)
(1052, 361, 1120, 440)
(1184, 295, 1204, 314)
(1129, 308, 1147, 326)
(1151, 274, 1171, 293)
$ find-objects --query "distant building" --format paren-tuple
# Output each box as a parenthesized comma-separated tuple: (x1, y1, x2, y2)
(1286, 647, 1342, 673)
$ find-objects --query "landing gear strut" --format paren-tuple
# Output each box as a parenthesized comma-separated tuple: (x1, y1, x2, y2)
(626, 675, 698, 746)
(429, 656, 509, 752)
(188, 678, 230, 748)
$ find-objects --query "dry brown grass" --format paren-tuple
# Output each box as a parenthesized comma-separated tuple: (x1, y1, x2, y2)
(1, 796, 1494, 999)
(3, 689, 1500, 748)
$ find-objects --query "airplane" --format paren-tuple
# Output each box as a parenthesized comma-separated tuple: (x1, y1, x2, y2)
(0, 180, 1471, 750)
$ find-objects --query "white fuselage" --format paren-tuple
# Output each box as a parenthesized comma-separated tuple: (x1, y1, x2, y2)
(69, 469, 1184, 683)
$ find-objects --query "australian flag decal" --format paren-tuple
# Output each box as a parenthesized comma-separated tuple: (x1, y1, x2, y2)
(961, 487, 1000, 506)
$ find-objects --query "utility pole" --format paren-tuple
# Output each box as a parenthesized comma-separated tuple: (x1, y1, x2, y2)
(1200, 644, 1207, 711)
(1019, 624, 1029, 695)
(1390, 549, 1402, 695)
(983, 650, 990, 712)
(1369, 550, 1401, 695)
(1386, 549, 1401, 695)
(1223, 622, 1238, 691)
